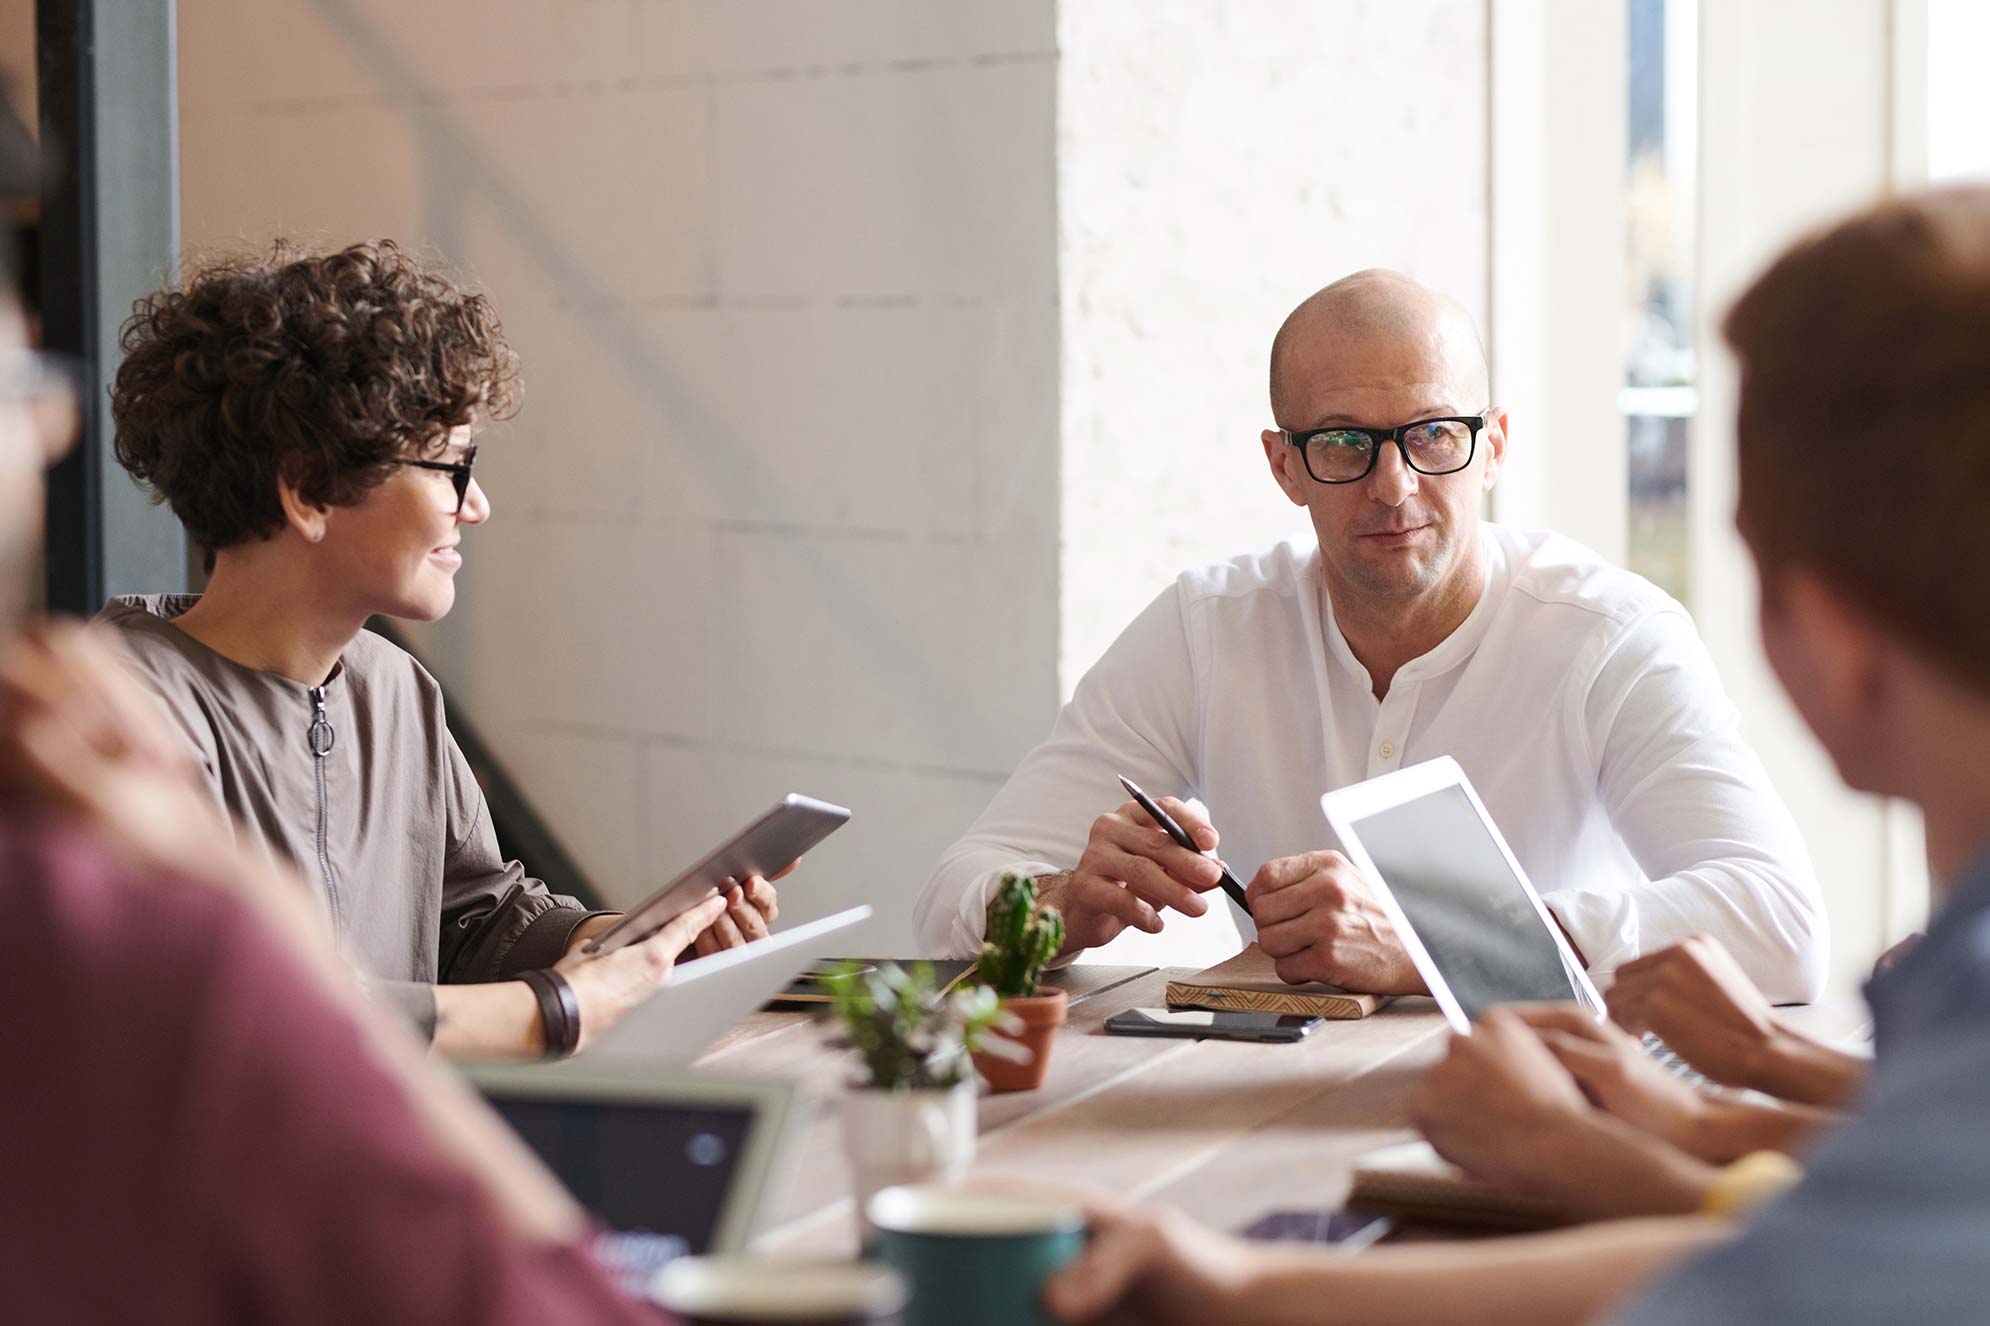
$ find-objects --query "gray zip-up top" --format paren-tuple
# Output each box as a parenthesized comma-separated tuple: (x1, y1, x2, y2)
(98, 595, 609, 1038)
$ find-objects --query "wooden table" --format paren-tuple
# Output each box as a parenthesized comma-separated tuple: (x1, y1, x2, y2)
(693, 965, 1872, 1257)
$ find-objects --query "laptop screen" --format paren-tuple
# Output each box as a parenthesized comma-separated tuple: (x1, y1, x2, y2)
(1349, 784, 1583, 1020)
(489, 1095, 756, 1258)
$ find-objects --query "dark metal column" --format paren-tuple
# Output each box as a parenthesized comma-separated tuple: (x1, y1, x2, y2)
(38, 0, 182, 614)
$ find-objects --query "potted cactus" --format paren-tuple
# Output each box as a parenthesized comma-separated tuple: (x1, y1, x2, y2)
(970, 872, 1070, 1092)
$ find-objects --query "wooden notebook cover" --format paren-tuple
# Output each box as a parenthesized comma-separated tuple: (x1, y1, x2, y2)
(1164, 944, 1386, 1019)
(1347, 1140, 1569, 1231)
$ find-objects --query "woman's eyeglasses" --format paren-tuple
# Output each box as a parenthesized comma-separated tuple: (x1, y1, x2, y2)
(404, 444, 478, 514)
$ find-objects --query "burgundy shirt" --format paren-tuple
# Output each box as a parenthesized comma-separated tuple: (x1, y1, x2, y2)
(0, 812, 664, 1325)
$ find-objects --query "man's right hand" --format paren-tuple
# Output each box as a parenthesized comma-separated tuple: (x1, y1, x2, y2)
(1033, 795, 1229, 954)
(553, 894, 728, 1052)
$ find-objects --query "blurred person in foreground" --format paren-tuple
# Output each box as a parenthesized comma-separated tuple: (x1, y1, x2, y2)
(0, 115, 697, 1324)
(1044, 187, 1990, 1324)
(94, 240, 777, 1059)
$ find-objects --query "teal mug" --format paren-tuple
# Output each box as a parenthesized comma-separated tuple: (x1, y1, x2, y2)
(868, 1185, 1087, 1326)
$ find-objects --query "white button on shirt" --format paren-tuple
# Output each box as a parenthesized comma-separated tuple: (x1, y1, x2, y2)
(914, 526, 1828, 1001)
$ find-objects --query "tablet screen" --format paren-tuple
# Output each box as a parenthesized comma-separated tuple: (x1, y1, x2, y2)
(1349, 784, 1580, 1019)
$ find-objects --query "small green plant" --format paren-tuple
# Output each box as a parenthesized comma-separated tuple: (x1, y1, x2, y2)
(824, 960, 1010, 1090)
(976, 872, 1065, 999)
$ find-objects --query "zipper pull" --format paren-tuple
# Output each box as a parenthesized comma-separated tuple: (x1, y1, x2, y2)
(307, 685, 336, 758)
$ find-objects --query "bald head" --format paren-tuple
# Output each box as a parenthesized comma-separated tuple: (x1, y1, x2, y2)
(1269, 270, 1488, 426)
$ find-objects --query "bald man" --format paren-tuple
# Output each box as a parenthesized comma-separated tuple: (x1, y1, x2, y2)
(915, 271, 1825, 1001)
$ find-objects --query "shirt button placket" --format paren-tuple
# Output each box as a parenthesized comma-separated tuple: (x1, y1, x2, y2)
(1371, 678, 1414, 776)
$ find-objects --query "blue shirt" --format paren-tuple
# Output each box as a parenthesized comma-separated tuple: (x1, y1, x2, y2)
(1615, 843, 1990, 1323)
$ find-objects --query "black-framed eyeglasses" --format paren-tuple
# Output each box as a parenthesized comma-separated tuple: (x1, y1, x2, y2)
(404, 444, 478, 514)
(1282, 414, 1486, 485)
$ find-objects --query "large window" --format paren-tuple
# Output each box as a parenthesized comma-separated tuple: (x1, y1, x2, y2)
(1623, 0, 1697, 606)
(1929, 0, 1990, 183)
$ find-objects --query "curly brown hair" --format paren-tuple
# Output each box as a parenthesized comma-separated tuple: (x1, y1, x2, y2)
(111, 239, 520, 553)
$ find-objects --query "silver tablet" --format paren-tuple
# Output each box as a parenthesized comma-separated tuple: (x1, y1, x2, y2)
(587, 793, 852, 955)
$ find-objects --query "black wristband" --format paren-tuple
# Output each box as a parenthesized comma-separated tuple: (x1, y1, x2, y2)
(522, 969, 582, 1059)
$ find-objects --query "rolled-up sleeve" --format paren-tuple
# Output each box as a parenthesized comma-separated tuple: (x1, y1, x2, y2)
(1550, 608, 1827, 1002)
(437, 735, 615, 983)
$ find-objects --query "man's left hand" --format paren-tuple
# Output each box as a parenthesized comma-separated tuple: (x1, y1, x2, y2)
(1246, 850, 1425, 992)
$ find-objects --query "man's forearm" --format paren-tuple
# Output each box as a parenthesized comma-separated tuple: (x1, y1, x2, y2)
(1231, 1216, 1726, 1326)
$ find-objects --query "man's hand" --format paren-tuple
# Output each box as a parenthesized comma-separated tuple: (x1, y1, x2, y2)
(1043, 1198, 1263, 1324)
(1033, 795, 1228, 954)
(1409, 1008, 1594, 1193)
(1508, 1004, 1710, 1156)
(1246, 850, 1424, 992)
(553, 894, 728, 1051)
(1606, 935, 1778, 1086)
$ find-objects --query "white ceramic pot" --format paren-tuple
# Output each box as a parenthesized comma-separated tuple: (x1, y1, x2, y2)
(840, 1081, 977, 1244)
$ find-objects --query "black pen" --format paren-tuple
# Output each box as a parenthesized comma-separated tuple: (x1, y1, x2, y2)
(1116, 774, 1253, 917)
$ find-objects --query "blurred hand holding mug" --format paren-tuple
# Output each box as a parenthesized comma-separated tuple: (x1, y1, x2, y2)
(867, 1184, 1085, 1326)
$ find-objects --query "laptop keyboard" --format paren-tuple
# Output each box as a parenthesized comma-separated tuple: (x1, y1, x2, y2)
(1640, 1032, 1707, 1086)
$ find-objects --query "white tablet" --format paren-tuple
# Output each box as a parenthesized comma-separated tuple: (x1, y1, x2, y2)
(1320, 756, 1602, 1035)
(587, 794, 852, 955)
(583, 904, 873, 1066)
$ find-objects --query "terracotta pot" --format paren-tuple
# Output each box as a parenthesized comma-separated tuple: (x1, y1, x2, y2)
(972, 988, 1069, 1092)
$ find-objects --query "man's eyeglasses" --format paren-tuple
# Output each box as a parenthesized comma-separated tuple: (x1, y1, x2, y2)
(405, 444, 478, 514)
(1283, 414, 1486, 485)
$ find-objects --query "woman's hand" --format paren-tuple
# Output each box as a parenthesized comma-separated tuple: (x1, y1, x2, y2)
(553, 894, 729, 1051)
(690, 873, 780, 958)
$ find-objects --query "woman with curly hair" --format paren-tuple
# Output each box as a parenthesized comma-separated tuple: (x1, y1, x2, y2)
(98, 240, 778, 1060)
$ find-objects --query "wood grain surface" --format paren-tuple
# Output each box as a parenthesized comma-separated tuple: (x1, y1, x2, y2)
(692, 963, 1873, 1258)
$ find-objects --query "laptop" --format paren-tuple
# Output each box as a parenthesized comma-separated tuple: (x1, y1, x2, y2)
(1318, 757, 1699, 1078)
(582, 904, 872, 1065)
(470, 1064, 800, 1294)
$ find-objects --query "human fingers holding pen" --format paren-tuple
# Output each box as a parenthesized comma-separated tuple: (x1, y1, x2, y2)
(1039, 795, 1228, 952)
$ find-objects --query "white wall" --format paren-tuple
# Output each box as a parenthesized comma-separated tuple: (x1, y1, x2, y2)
(1056, 0, 1488, 691)
(178, 0, 1062, 954)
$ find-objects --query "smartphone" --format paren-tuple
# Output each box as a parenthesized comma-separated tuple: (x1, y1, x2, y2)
(584, 794, 850, 955)
(1239, 1209, 1394, 1250)
(1103, 1007, 1324, 1043)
